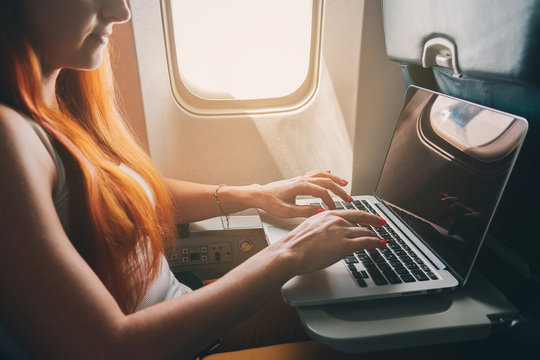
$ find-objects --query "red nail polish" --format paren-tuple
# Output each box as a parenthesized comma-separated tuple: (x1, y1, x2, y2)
(316, 208, 325, 214)
(380, 239, 387, 246)
(378, 217, 387, 226)
(342, 179, 349, 185)
(348, 195, 354, 202)
(325, 170, 331, 173)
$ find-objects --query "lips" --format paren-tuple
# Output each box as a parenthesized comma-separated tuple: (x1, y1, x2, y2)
(90, 32, 111, 45)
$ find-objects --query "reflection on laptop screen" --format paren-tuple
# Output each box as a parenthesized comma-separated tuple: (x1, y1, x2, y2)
(375, 87, 527, 281)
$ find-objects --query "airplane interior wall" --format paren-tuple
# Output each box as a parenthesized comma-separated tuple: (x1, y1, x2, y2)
(111, 0, 405, 196)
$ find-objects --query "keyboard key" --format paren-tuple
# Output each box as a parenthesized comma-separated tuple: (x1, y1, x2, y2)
(400, 274, 416, 282)
(411, 269, 429, 281)
(361, 259, 374, 266)
(365, 264, 388, 285)
(399, 255, 413, 263)
(378, 229, 390, 238)
(426, 271, 438, 280)
(353, 200, 365, 210)
(355, 277, 368, 287)
(382, 269, 402, 284)
(405, 262, 419, 270)
(395, 267, 410, 275)
(361, 200, 375, 211)
(344, 256, 358, 264)
(356, 253, 370, 261)
(334, 201, 345, 210)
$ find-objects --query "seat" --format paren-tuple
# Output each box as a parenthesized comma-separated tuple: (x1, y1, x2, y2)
(382, 0, 540, 324)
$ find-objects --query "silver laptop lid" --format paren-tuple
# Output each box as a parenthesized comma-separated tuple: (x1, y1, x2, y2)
(374, 86, 528, 283)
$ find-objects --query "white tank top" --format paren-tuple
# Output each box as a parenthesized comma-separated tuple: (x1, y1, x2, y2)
(117, 163, 192, 311)
(0, 120, 191, 359)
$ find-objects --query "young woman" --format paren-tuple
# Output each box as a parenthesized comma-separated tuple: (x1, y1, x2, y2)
(0, 0, 386, 358)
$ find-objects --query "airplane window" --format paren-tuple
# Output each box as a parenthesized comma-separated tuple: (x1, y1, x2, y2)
(161, 0, 322, 115)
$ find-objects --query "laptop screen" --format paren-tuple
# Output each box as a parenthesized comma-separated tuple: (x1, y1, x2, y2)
(375, 86, 527, 281)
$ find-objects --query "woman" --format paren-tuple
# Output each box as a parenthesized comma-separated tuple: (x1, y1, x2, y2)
(0, 0, 385, 358)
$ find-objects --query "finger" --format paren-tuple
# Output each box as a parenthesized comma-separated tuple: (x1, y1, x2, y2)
(305, 169, 330, 176)
(279, 203, 324, 218)
(306, 171, 349, 187)
(295, 182, 337, 210)
(346, 236, 386, 253)
(344, 225, 380, 239)
(308, 177, 353, 204)
(329, 209, 386, 227)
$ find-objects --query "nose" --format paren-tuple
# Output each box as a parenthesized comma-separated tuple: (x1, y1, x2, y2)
(102, 0, 131, 24)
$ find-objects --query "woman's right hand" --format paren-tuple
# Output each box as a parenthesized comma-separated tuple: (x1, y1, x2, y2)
(274, 210, 386, 276)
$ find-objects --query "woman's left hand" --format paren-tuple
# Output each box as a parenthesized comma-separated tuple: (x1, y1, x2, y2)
(253, 170, 353, 218)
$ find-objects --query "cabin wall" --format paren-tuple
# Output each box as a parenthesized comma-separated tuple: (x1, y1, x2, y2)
(111, 0, 405, 194)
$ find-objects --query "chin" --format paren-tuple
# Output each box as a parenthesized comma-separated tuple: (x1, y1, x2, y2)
(75, 53, 104, 71)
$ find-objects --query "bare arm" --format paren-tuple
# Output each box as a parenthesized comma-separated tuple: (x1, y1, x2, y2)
(166, 171, 354, 224)
(0, 107, 383, 359)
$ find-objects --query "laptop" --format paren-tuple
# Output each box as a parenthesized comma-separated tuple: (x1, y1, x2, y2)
(260, 86, 528, 306)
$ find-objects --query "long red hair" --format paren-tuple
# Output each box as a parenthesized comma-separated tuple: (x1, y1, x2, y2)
(1, 2, 175, 313)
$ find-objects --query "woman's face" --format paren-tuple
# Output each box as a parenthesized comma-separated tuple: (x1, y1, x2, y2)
(21, 0, 131, 73)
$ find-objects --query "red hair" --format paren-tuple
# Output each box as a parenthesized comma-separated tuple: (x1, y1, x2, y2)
(1, 2, 175, 313)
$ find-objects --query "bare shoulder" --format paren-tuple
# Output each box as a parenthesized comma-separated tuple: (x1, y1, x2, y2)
(0, 106, 124, 357)
(0, 105, 58, 235)
(0, 105, 62, 274)
(0, 104, 56, 189)
(0, 104, 43, 153)
(0, 103, 31, 138)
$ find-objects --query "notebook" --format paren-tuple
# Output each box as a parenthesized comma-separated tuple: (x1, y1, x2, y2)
(259, 86, 528, 306)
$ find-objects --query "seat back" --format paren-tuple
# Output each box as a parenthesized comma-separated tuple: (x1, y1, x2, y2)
(382, 0, 540, 315)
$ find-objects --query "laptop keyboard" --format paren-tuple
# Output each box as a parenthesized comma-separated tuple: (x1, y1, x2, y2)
(313, 199, 439, 288)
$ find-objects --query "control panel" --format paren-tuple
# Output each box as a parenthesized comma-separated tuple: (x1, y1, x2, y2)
(166, 217, 267, 280)
(168, 242, 233, 266)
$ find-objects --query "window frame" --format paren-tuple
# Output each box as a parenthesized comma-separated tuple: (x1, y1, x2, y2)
(160, 0, 323, 116)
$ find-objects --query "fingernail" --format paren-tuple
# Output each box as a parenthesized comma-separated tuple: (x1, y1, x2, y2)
(380, 239, 387, 246)
(325, 170, 331, 173)
(316, 208, 325, 214)
(378, 217, 387, 226)
(348, 195, 354, 202)
(341, 179, 349, 185)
